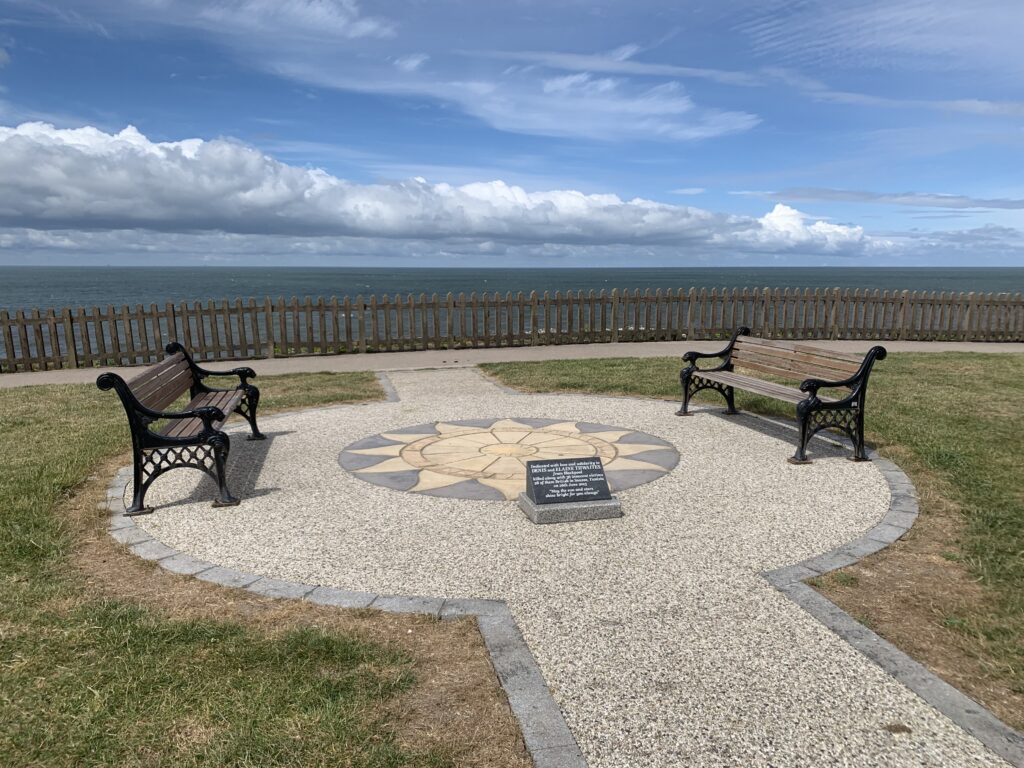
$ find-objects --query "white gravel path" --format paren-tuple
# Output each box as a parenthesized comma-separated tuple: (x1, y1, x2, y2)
(136, 368, 1009, 768)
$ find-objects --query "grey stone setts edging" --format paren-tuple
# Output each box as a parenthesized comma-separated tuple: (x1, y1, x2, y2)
(753, 436, 1023, 766)
(100, 379, 1023, 768)
(475, 368, 527, 395)
(376, 372, 400, 402)
(101, 464, 585, 768)
(486, 380, 1024, 766)
(762, 446, 920, 588)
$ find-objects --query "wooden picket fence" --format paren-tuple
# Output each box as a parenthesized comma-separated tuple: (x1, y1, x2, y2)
(1, 287, 1022, 373)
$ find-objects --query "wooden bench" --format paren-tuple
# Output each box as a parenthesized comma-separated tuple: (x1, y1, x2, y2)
(97, 342, 265, 515)
(677, 328, 886, 463)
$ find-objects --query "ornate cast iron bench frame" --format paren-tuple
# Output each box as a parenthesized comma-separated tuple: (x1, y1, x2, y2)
(97, 342, 265, 515)
(677, 327, 887, 463)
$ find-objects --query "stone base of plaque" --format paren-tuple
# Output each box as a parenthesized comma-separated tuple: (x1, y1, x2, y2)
(517, 493, 623, 525)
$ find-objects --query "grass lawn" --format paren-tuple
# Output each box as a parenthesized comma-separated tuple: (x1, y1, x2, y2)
(481, 353, 1024, 730)
(0, 371, 526, 768)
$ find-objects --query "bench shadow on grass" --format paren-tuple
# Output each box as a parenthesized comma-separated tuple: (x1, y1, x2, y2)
(701, 407, 854, 462)
(152, 429, 292, 511)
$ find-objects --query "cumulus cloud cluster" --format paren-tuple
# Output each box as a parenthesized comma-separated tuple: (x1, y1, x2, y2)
(0, 122, 880, 259)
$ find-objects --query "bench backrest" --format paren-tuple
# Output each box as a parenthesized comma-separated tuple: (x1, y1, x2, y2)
(124, 351, 195, 411)
(731, 337, 862, 386)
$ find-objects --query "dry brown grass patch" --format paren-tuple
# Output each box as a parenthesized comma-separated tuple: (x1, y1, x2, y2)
(817, 458, 1023, 729)
(69, 457, 530, 768)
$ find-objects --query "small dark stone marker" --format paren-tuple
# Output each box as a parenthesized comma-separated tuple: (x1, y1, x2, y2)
(518, 457, 622, 524)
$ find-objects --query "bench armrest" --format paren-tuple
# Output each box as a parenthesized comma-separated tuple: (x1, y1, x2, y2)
(130, 398, 227, 430)
(682, 349, 726, 363)
(194, 364, 256, 386)
(682, 326, 750, 370)
(147, 404, 226, 425)
(799, 345, 888, 396)
(799, 375, 857, 395)
(165, 341, 256, 386)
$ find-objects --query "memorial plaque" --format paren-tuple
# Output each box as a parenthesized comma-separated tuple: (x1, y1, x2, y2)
(525, 457, 612, 505)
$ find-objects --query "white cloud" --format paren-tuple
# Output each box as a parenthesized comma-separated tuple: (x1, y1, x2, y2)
(271, 58, 760, 142)
(749, 187, 1024, 210)
(542, 73, 615, 94)
(0, 48, 9, 67)
(670, 187, 705, 196)
(479, 50, 1024, 121)
(737, 204, 872, 253)
(6, 221, 1023, 267)
(460, 78, 758, 142)
(196, 0, 394, 40)
(608, 44, 642, 62)
(0, 122, 880, 257)
(738, 0, 1024, 77)
(473, 49, 762, 87)
(793, 85, 1024, 118)
(393, 53, 428, 72)
(19, 1, 1024, 147)
(25, 3, 762, 143)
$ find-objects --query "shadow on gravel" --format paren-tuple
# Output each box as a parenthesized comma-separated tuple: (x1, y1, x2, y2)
(702, 408, 853, 461)
(153, 429, 291, 510)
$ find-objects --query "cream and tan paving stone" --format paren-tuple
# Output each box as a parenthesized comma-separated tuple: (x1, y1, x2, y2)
(134, 368, 1010, 768)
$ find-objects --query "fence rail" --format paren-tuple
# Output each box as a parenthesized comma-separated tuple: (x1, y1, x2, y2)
(2, 287, 1022, 373)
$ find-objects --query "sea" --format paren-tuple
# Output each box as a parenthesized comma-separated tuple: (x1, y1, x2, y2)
(1, 266, 1023, 312)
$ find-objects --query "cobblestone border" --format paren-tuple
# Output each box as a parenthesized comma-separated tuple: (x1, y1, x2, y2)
(479, 373, 1023, 766)
(753, 418, 1023, 767)
(101, 463, 584, 768)
(100, 383, 1022, 768)
(376, 372, 400, 402)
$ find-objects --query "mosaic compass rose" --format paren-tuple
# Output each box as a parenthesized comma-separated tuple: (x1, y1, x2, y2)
(339, 418, 678, 501)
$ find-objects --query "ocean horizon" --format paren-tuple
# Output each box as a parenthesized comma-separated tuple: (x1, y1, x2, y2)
(2, 266, 1023, 313)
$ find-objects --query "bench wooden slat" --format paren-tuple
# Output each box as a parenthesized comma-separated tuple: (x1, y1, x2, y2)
(130, 359, 191, 400)
(732, 351, 859, 383)
(727, 360, 801, 385)
(733, 347, 857, 377)
(733, 356, 857, 384)
(135, 365, 196, 412)
(135, 376, 191, 413)
(733, 342, 861, 376)
(158, 390, 242, 438)
(730, 337, 862, 384)
(126, 351, 186, 391)
(698, 370, 837, 404)
(129, 356, 190, 391)
(729, 358, 834, 385)
(735, 336, 865, 364)
(733, 339, 860, 369)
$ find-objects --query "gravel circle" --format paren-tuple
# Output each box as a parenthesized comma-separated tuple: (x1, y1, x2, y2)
(135, 368, 1009, 768)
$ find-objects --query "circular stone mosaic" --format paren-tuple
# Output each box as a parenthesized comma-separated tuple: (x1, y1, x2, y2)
(339, 418, 679, 501)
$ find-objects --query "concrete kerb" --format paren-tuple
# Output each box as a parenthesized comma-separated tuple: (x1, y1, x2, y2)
(101, 466, 585, 768)
(376, 371, 400, 402)
(98, 379, 1024, 768)
(481, 371, 1024, 766)
(753, 430, 1024, 766)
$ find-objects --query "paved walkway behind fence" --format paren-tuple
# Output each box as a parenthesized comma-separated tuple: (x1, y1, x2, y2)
(1, 339, 1022, 389)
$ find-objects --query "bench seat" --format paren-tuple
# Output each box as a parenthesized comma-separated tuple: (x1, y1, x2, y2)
(677, 328, 886, 463)
(694, 370, 838, 405)
(158, 389, 244, 438)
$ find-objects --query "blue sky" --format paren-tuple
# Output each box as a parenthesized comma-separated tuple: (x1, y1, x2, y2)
(0, 0, 1022, 267)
